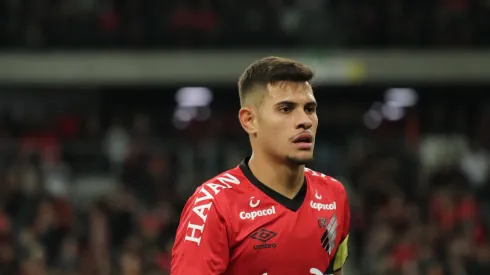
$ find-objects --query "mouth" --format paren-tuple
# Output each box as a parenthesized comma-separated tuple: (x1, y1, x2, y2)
(292, 132, 314, 149)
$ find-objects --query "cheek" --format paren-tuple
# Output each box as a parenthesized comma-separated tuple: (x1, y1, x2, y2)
(258, 117, 286, 140)
(260, 120, 278, 135)
(312, 115, 319, 129)
(269, 124, 285, 138)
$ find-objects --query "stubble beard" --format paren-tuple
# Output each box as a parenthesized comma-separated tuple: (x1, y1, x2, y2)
(285, 153, 314, 166)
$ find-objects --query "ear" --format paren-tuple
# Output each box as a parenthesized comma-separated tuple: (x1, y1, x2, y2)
(238, 107, 258, 135)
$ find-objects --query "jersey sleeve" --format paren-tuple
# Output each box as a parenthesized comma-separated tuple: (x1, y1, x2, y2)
(325, 187, 350, 273)
(171, 191, 230, 275)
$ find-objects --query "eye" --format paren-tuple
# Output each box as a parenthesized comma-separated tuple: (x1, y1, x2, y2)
(305, 105, 316, 114)
(278, 106, 293, 113)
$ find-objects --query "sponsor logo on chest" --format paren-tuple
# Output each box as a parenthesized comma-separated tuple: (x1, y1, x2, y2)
(240, 206, 276, 220)
(239, 196, 277, 220)
(310, 190, 336, 211)
(310, 201, 336, 211)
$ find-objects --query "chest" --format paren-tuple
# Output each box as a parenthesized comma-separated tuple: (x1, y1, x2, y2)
(226, 203, 344, 275)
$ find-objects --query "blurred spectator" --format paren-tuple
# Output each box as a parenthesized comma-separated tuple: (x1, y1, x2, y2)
(460, 140, 490, 188)
(104, 115, 130, 175)
(2, 0, 490, 49)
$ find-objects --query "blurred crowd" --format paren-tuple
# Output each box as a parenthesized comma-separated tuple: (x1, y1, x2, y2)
(0, 109, 185, 275)
(1, 0, 490, 49)
(350, 111, 490, 275)
(0, 89, 488, 275)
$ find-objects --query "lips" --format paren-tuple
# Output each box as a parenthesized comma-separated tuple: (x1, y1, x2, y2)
(293, 132, 313, 143)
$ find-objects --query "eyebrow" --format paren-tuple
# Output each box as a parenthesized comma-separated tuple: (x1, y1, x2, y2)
(274, 100, 317, 107)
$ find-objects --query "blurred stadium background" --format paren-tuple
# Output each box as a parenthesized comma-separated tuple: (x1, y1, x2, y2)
(1, 0, 490, 274)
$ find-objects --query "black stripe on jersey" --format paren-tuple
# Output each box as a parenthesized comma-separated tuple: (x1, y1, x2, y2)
(321, 228, 329, 250)
(239, 157, 307, 212)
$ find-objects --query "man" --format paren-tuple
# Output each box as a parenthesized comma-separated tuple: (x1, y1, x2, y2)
(171, 56, 350, 275)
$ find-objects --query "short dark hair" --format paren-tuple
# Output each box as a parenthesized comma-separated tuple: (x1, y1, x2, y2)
(238, 56, 314, 105)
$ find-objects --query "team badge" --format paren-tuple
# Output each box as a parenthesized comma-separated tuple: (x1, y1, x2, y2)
(318, 217, 328, 228)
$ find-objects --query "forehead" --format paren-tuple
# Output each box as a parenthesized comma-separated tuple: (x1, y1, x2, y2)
(264, 81, 314, 103)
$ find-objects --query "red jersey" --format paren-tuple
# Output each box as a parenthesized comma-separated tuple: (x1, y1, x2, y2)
(171, 158, 350, 275)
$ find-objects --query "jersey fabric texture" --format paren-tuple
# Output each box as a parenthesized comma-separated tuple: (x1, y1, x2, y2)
(171, 157, 350, 275)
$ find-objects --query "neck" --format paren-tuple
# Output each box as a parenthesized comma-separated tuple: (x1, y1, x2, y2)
(247, 151, 305, 199)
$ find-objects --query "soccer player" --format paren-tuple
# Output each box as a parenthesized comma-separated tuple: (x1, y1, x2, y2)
(171, 57, 350, 275)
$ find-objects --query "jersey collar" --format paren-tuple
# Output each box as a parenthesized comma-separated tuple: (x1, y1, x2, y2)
(239, 157, 307, 212)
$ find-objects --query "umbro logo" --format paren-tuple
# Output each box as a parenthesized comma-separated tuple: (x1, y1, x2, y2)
(250, 228, 277, 250)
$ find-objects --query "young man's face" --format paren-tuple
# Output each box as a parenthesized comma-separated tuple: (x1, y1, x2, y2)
(255, 81, 318, 165)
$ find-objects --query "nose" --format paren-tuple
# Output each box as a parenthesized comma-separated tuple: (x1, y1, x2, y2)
(295, 112, 313, 130)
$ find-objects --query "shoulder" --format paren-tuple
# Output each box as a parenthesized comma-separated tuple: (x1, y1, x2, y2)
(177, 167, 247, 238)
(186, 166, 248, 212)
(304, 167, 347, 196)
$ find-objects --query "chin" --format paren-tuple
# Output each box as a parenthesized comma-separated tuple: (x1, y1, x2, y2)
(286, 152, 314, 166)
